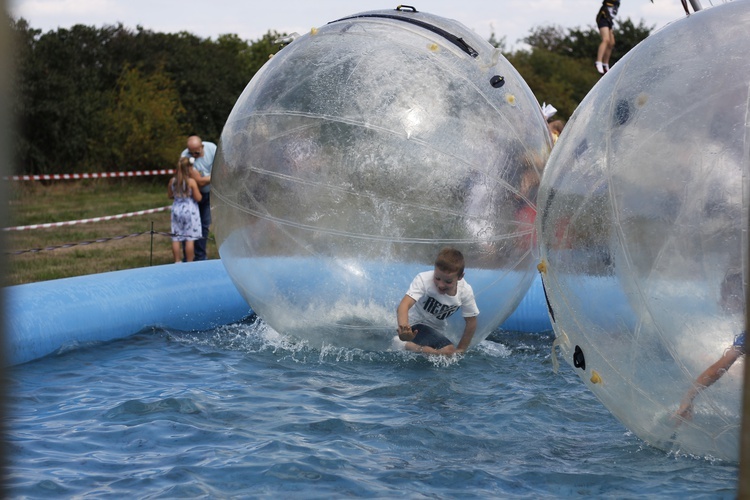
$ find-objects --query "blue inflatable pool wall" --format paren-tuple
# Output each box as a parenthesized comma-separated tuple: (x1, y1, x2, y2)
(4, 260, 551, 367)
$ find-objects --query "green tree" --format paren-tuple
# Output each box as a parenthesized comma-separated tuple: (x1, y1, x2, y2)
(95, 65, 187, 171)
(508, 49, 599, 120)
(487, 30, 507, 52)
(9, 17, 289, 174)
(127, 28, 284, 142)
(11, 13, 651, 174)
(510, 17, 653, 120)
(525, 18, 654, 67)
(10, 21, 123, 174)
(522, 25, 569, 53)
(8, 17, 41, 174)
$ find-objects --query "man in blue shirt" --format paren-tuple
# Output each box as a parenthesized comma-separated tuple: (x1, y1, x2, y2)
(181, 135, 216, 261)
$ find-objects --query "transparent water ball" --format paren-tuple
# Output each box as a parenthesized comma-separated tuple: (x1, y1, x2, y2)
(213, 7, 551, 350)
(538, 1, 749, 461)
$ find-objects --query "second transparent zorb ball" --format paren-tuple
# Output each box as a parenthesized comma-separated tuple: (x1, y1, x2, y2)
(538, 1, 749, 462)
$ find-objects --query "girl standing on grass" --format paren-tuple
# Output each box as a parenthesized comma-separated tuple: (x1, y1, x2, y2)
(168, 156, 202, 263)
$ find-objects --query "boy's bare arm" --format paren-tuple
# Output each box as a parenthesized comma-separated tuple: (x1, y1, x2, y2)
(397, 295, 417, 341)
(455, 316, 478, 352)
(674, 346, 743, 422)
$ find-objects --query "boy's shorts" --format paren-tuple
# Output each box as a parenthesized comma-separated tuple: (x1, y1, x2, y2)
(412, 324, 453, 350)
(733, 332, 746, 354)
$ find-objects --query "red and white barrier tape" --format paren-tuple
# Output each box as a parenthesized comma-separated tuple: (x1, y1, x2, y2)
(4, 169, 175, 181)
(4, 206, 172, 231)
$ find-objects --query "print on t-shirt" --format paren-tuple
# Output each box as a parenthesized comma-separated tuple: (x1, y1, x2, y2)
(422, 296, 459, 321)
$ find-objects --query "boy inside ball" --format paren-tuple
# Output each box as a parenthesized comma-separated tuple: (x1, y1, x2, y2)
(396, 247, 479, 356)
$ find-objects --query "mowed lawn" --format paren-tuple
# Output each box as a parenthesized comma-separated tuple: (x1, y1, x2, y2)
(5, 178, 219, 285)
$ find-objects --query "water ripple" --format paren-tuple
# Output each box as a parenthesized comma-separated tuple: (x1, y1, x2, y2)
(5, 322, 738, 498)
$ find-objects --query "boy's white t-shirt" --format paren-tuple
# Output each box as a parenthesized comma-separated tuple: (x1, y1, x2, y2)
(406, 271, 479, 333)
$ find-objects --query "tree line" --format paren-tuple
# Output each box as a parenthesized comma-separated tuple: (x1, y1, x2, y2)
(505, 19, 652, 121)
(8, 16, 652, 175)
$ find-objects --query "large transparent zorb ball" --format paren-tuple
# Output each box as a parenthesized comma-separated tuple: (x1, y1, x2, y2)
(213, 7, 551, 350)
(538, 1, 749, 461)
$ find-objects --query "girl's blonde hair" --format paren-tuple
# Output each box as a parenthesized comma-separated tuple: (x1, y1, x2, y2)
(173, 157, 193, 197)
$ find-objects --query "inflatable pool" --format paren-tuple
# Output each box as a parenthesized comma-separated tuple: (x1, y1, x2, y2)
(4, 260, 551, 367)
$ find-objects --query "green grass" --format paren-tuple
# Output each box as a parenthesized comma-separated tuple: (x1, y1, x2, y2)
(5, 179, 218, 285)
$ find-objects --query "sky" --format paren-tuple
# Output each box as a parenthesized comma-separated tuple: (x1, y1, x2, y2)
(7, 0, 693, 51)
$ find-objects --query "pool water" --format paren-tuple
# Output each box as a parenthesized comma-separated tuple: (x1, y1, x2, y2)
(6, 317, 738, 498)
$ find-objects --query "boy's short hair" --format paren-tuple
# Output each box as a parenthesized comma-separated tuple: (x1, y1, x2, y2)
(435, 247, 465, 276)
